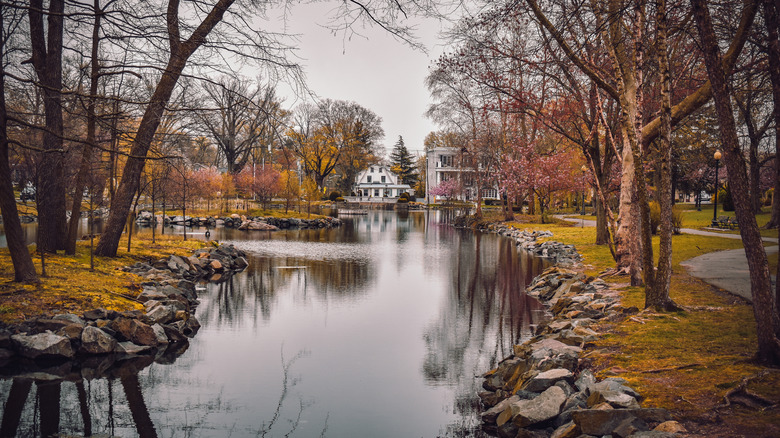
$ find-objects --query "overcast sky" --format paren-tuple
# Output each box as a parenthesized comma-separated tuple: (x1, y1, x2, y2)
(274, 3, 452, 158)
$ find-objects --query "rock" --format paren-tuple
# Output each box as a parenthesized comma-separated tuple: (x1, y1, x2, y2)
(587, 389, 640, 409)
(168, 255, 191, 273)
(115, 341, 152, 355)
(162, 324, 188, 343)
(551, 421, 580, 438)
(526, 338, 582, 371)
(146, 305, 174, 325)
(590, 379, 642, 401)
(523, 368, 573, 392)
(572, 408, 671, 436)
(53, 313, 86, 325)
(11, 332, 74, 359)
(111, 317, 159, 347)
(654, 420, 687, 433)
(209, 260, 223, 271)
(498, 385, 567, 428)
(80, 326, 118, 354)
(137, 287, 168, 302)
(234, 256, 249, 269)
(482, 395, 519, 423)
(0, 348, 14, 360)
(151, 324, 169, 345)
(613, 415, 649, 437)
(56, 324, 84, 340)
(182, 316, 201, 336)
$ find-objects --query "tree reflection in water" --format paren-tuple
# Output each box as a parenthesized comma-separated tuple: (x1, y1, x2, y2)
(0, 344, 316, 438)
(0, 344, 186, 437)
(421, 225, 549, 435)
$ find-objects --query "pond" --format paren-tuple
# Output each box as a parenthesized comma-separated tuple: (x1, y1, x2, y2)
(0, 210, 549, 437)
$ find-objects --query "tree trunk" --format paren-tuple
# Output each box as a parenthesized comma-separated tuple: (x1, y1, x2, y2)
(66, 0, 102, 255)
(761, 0, 780, 325)
(96, 0, 234, 257)
(0, 12, 38, 282)
(29, 0, 67, 253)
(647, 0, 675, 310)
(693, 0, 779, 365)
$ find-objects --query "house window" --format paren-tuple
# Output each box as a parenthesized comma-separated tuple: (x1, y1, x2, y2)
(439, 155, 453, 167)
(367, 175, 372, 183)
(379, 168, 383, 173)
(370, 167, 374, 173)
(381, 175, 386, 183)
(374, 189, 379, 196)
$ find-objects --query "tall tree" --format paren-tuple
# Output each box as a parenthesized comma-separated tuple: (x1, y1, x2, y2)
(389, 136, 418, 186)
(692, 0, 780, 365)
(0, 3, 38, 282)
(288, 99, 383, 190)
(198, 77, 284, 174)
(96, 0, 236, 257)
(27, 0, 67, 253)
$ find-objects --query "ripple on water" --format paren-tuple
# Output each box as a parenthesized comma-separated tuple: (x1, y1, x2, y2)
(223, 239, 375, 263)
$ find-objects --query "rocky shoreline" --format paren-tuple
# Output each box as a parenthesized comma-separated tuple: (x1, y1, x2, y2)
(478, 223, 686, 437)
(136, 211, 342, 231)
(0, 243, 248, 367)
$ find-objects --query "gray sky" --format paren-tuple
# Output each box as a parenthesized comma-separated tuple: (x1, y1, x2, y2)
(277, 3, 449, 158)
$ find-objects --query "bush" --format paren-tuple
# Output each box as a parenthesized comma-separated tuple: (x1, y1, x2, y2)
(328, 191, 342, 201)
(672, 205, 684, 234)
(335, 196, 345, 202)
(764, 188, 773, 206)
(719, 184, 734, 211)
(399, 192, 410, 200)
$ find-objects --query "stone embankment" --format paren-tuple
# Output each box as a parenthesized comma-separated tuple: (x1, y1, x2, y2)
(483, 223, 582, 267)
(478, 224, 687, 438)
(0, 243, 248, 363)
(136, 211, 341, 231)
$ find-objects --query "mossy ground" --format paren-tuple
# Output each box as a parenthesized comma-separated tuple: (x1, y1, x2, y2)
(0, 234, 205, 325)
(494, 214, 780, 436)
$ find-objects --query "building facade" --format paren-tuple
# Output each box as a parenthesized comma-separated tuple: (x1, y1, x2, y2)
(353, 165, 413, 199)
(425, 146, 499, 203)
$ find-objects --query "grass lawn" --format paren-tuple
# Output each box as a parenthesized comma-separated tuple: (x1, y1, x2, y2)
(0, 235, 205, 325)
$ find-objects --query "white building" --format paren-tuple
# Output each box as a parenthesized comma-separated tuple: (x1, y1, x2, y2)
(353, 165, 413, 199)
(425, 146, 499, 204)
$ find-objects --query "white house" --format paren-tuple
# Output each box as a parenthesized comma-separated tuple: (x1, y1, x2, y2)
(353, 165, 413, 199)
(425, 146, 499, 203)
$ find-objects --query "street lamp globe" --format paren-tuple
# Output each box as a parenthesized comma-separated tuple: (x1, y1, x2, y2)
(714, 150, 722, 160)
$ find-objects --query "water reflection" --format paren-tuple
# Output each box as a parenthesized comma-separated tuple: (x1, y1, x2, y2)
(0, 344, 188, 438)
(0, 210, 549, 437)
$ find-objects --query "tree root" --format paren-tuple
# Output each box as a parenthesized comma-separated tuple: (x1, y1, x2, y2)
(716, 370, 778, 411)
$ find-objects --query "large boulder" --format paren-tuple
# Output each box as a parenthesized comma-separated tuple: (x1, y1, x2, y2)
(11, 332, 74, 359)
(80, 326, 118, 354)
(497, 385, 567, 428)
(524, 338, 582, 371)
(523, 368, 574, 393)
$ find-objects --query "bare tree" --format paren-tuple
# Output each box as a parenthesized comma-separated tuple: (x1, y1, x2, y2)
(692, 0, 780, 365)
(0, 2, 38, 282)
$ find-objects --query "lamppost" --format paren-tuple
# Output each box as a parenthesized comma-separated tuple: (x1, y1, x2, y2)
(581, 165, 588, 216)
(712, 150, 721, 225)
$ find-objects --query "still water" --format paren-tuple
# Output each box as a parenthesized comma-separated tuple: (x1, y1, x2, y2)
(0, 210, 548, 437)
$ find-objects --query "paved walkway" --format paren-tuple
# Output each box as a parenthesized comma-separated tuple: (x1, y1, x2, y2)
(555, 215, 777, 303)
